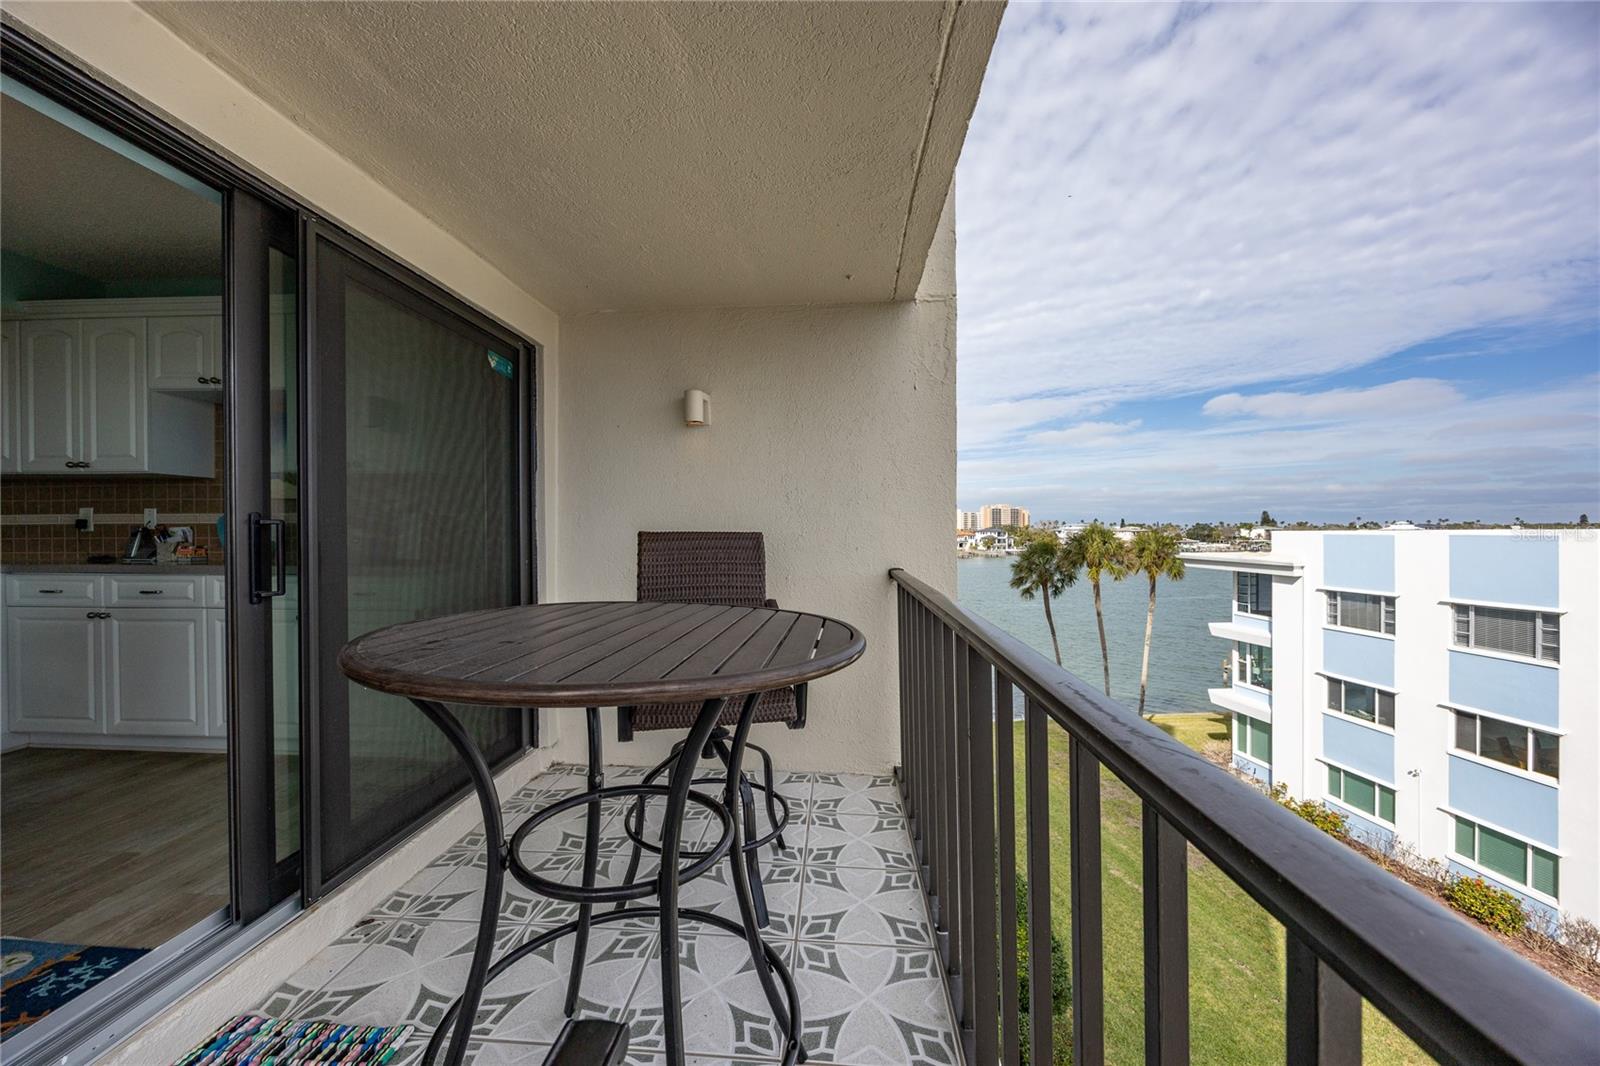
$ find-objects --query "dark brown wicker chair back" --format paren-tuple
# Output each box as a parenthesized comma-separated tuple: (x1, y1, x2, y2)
(637, 531, 772, 608)
(619, 531, 805, 738)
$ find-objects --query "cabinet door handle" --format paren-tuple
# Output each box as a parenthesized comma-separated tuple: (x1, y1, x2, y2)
(87, 611, 109, 619)
(39, 588, 63, 594)
(137, 589, 165, 595)
(197, 376, 207, 384)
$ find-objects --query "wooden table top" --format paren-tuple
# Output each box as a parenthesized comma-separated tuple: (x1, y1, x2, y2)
(337, 601, 865, 707)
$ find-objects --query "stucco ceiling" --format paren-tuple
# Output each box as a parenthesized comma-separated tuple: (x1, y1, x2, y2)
(1, 94, 222, 284)
(137, 1, 1000, 313)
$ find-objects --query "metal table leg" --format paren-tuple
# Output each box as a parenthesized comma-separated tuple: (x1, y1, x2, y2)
(722, 693, 805, 1063)
(565, 707, 604, 1016)
(657, 697, 730, 1066)
(410, 699, 506, 1066)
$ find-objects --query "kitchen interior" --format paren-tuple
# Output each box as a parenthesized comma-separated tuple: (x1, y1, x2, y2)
(0, 84, 243, 1037)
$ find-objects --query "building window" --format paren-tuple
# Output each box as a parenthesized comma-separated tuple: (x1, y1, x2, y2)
(1234, 714, 1271, 763)
(1324, 591, 1395, 634)
(1235, 572, 1271, 615)
(1326, 677, 1395, 728)
(1236, 642, 1272, 690)
(1452, 711, 1559, 779)
(1325, 765, 1396, 823)
(1452, 604, 1559, 662)
(1451, 816, 1558, 898)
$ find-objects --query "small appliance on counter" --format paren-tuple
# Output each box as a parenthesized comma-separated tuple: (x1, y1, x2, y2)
(121, 525, 160, 564)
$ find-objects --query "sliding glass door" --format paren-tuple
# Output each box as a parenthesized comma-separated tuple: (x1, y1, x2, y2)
(306, 230, 531, 896)
(226, 190, 301, 921)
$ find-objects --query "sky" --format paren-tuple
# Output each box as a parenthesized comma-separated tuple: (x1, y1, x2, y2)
(955, 2, 1600, 525)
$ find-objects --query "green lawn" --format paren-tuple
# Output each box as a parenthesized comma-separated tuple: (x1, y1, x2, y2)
(1000, 714, 1432, 1064)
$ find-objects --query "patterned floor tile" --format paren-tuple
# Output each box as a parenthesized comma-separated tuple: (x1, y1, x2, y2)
(621, 930, 795, 1060)
(802, 813, 917, 870)
(251, 762, 957, 1064)
(797, 865, 933, 948)
(788, 941, 960, 1065)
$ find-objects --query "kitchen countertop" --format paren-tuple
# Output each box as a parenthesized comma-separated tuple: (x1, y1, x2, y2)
(3, 563, 225, 575)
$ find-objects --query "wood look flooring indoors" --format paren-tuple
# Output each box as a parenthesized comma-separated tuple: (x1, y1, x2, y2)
(1, 748, 229, 948)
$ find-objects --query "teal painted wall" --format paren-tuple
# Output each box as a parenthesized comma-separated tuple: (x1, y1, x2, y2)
(1, 250, 222, 305)
(1, 249, 104, 303)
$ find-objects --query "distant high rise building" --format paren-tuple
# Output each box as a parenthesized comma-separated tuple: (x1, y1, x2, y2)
(980, 504, 1030, 529)
(957, 510, 981, 532)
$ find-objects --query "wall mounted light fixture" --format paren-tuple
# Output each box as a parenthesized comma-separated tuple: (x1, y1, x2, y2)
(684, 389, 710, 427)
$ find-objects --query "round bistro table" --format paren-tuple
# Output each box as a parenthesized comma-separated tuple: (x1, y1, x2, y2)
(338, 601, 865, 1066)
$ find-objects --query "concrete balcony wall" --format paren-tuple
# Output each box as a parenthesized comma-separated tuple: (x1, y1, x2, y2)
(1229, 610, 1271, 637)
(551, 196, 958, 774)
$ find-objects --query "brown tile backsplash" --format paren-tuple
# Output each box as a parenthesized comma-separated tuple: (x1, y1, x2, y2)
(1, 407, 226, 565)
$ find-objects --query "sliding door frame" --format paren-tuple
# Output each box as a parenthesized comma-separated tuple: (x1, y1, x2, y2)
(0, 20, 541, 1060)
(226, 188, 301, 923)
(300, 221, 538, 903)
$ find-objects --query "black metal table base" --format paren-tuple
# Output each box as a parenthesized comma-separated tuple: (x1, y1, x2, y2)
(409, 694, 806, 1066)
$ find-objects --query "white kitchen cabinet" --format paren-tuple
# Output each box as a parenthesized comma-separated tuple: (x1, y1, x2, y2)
(2, 573, 227, 747)
(5, 299, 216, 477)
(80, 318, 149, 472)
(148, 315, 222, 391)
(2, 321, 18, 474)
(207, 610, 227, 736)
(105, 608, 207, 736)
(17, 319, 81, 472)
(5, 607, 102, 733)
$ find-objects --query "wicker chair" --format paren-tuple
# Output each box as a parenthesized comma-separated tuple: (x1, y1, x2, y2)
(616, 531, 804, 927)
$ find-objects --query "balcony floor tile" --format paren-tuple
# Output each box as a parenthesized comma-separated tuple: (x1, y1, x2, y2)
(253, 764, 959, 1065)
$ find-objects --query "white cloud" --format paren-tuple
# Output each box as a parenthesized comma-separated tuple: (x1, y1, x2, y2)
(1029, 418, 1144, 445)
(958, 377, 1600, 523)
(1201, 379, 1462, 420)
(955, 3, 1600, 519)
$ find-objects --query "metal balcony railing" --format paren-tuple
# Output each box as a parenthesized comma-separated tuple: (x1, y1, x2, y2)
(888, 568, 1598, 1065)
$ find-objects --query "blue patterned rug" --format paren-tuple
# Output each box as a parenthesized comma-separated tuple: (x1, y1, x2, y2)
(2, 937, 150, 1041)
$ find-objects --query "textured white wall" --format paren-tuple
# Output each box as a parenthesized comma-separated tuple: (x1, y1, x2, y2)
(549, 200, 958, 773)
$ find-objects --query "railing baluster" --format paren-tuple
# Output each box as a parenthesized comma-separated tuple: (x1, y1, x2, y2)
(954, 638, 973, 1038)
(1142, 805, 1189, 1066)
(934, 611, 944, 938)
(967, 646, 999, 1065)
(1024, 697, 1052, 1066)
(1069, 736, 1105, 1065)
(902, 582, 915, 806)
(1286, 935, 1362, 1066)
(995, 676, 1021, 1066)
(922, 604, 939, 927)
(940, 622, 959, 979)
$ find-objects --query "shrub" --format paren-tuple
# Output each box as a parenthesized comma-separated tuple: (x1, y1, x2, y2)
(1443, 875, 1527, 936)
(1015, 873, 1071, 1063)
(1269, 783, 1347, 838)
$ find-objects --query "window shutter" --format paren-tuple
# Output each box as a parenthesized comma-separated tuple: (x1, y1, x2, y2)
(1474, 607, 1537, 657)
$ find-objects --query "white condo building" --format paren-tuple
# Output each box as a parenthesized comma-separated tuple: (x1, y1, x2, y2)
(1188, 529, 1599, 927)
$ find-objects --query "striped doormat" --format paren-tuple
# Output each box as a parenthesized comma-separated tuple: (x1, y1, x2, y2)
(175, 1014, 414, 1065)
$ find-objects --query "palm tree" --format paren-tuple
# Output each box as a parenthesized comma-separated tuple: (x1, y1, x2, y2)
(1127, 527, 1186, 717)
(1072, 522, 1125, 695)
(1009, 531, 1079, 665)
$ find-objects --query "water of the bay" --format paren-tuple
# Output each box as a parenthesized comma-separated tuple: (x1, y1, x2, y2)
(956, 555, 1230, 716)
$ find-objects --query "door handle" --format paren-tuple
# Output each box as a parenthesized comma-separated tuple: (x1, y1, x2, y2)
(248, 512, 287, 604)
